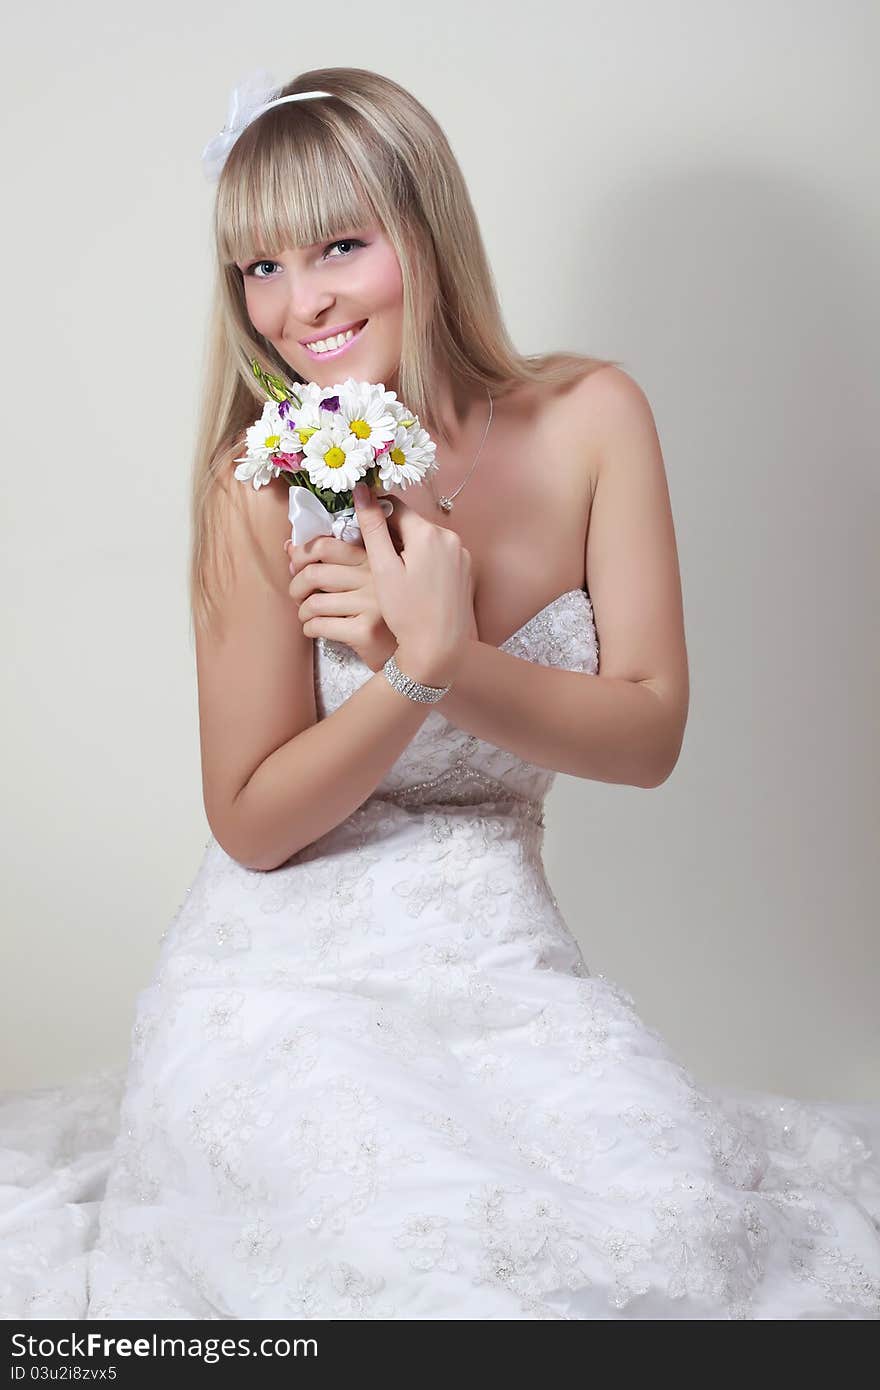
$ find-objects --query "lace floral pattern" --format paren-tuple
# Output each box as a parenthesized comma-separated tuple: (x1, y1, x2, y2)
(2, 589, 879, 1320)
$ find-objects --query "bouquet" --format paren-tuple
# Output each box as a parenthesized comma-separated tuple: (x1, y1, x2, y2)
(233, 359, 439, 546)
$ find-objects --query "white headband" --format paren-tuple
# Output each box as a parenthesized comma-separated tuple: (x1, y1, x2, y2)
(201, 68, 333, 182)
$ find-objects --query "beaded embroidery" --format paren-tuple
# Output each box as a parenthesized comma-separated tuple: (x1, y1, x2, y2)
(4, 588, 879, 1321)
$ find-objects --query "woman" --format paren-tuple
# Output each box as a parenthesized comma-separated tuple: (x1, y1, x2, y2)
(2, 65, 879, 1320)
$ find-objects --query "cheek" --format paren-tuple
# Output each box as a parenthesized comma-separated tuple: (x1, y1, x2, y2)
(362, 248, 404, 312)
(243, 287, 278, 338)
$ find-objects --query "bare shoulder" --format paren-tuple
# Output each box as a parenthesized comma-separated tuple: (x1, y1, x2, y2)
(531, 364, 648, 499)
(570, 365, 660, 477)
(219, 453, 292, 529)
(216, 461, 293, 600)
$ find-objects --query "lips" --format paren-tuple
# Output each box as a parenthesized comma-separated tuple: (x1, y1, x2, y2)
(301, 319, 369, 356)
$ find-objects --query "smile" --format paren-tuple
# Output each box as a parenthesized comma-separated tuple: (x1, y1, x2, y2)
(302, 319, 369, 359)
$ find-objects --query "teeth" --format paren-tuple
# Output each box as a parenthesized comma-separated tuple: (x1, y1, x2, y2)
(305, 323, 364, 353)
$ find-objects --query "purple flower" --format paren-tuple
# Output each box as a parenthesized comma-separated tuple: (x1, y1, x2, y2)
(319, 394, 340, 414)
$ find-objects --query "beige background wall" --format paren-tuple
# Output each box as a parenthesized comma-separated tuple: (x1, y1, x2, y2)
(1, 1, 877, 1100)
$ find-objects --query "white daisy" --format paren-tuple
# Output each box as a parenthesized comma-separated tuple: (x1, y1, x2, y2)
(232, 455, 277, 489)
(375, 422, 438, 491)
(278, 381, 332, 451)
(385, 397, 409, 421)
(332, 378, 399, 454)
(233, 399, 299, 489)
(301, 417, 374, 494)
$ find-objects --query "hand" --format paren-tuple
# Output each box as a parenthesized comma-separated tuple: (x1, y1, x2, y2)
(351, 484, 475, 688)
(287, 519, 480, 673)
(286, 533, 399, 672)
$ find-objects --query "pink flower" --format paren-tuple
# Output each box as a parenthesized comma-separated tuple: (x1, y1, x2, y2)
(272, 451, 304, 472)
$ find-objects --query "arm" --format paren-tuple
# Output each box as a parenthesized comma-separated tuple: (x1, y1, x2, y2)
(439, 368, 690, 789)
(196, 472, 436, 874)
(233, 670, 435, 871)
(436, 646, 678, 788)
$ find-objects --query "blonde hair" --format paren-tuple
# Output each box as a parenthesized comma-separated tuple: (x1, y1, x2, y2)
(190, 66, 622, 639)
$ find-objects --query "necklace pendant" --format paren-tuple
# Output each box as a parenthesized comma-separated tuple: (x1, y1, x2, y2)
(437, 495, 454, 513)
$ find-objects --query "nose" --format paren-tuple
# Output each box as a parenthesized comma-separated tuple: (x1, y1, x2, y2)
(290, 304, 336, 339)
(285, 273, 338, 337)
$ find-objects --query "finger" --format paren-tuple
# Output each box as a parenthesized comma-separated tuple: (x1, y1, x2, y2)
(298, 589, 360, 624)
(293, 561, 367, 601)
(377, 490, 432, 545)
(353, 483, 401, 567)
(288, 534, 363, 577)
(300, 613, 363, 642)
(313, 535, 364, 564)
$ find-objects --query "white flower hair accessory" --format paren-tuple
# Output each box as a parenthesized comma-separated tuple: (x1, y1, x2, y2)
(201, 67, 333, 182)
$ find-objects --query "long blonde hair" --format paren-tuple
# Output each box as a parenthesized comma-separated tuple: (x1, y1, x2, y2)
(190, 66, 622, 640)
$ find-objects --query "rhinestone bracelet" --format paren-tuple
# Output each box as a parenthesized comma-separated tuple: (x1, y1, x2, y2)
(381, 650, 451, 703)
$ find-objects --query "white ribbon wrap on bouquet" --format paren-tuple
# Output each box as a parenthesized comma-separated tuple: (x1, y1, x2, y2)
(288, 485, 395, 545)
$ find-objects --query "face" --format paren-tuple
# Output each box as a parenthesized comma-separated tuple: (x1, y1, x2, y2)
(236, 224, 404, 388)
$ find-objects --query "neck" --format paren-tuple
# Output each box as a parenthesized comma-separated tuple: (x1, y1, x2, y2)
(418, 374, 487, 451)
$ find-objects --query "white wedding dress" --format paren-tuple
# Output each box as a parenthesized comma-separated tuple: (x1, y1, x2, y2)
(2, 588, 879, 1320)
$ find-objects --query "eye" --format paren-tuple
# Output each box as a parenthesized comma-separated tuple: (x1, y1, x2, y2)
(243, 259, 280, 279)
(323, 237, 365, 259)
(243, 238, 365, 279)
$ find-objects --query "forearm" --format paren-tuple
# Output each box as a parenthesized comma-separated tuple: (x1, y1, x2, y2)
(439, 639, 678, 788)
(230, 665, 434, 871)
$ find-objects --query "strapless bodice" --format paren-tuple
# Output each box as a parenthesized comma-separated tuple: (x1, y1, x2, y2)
(314, 588, 599, 821)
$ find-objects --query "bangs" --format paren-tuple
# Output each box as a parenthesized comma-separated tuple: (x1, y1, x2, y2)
(215, 107, 383, 266)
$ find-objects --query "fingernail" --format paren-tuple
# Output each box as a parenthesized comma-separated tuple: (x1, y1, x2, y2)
(283, 539, 292, 553)
(353, 483, 368, 506)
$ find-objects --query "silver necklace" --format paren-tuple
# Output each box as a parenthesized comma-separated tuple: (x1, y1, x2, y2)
(427, 385, 494, 513)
